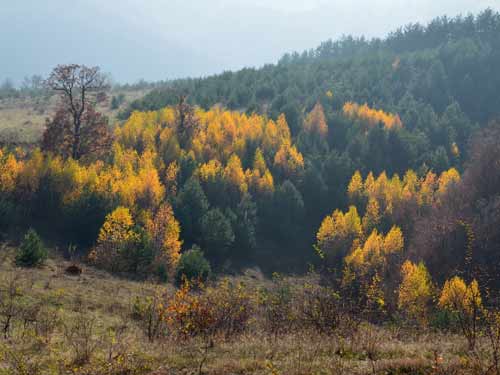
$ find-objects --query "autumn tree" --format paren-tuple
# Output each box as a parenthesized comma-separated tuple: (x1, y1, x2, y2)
(439, 276, 483, 350)
(398, 261, 433, 325)
(273, 141, 305, 181)
(44, 64, 111, 160)
(304, 102, 328, 137)
(298, 102, 329, 155)
(146, 203, 183, 275)
(362, 198, 380, 234)
(316, 206, 362, 269)
(91, 206, 138, 272)
(223, 154, 247, 204)
(347, 170, 364, 205)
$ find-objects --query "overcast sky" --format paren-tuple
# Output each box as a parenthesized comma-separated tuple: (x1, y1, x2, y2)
(1, 0, 499, 83)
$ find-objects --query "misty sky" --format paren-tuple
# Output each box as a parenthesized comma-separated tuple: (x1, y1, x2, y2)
(1, 0, 499, 84)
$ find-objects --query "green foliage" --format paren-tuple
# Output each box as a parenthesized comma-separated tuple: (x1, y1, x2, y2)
(175, 177, 209, 247)
(175, 246, 212, 285)
(15, 229, 47, 267)
(201, 208, 235, 261)
(110, 93, 125, 110)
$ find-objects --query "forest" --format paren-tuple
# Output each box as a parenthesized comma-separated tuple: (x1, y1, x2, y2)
(1, 9, 500, 375)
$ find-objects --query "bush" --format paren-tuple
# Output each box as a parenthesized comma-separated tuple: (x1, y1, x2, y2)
(15, 229, 47, 267)
(175, 246, 211, 285)
(166, 278, 252, 340)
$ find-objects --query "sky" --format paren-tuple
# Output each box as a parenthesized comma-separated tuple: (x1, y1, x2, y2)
(1, 0, 499, 84)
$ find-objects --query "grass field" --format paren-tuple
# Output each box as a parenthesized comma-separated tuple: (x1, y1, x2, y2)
(1, 243, 494, 375)
(0, 90, 147, 144)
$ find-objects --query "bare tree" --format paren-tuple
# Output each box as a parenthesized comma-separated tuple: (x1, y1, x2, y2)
(45, 64, 110, 160)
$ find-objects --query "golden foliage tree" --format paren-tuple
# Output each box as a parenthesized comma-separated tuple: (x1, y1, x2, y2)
(316, 206, 363, 265)
(146, 204, 183, 274)
(398, 261, 433, 324)
(304, 102, 328, 137)
(92, 206, 138, 272)
(343, 102, 403, 130)
(273, 141, 304, 180)
(438, 276, 483, 349)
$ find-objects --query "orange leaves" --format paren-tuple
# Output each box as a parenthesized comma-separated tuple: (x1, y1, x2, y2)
(276, 114, 292, 143)
(0, 151, 23, 193)
(273, 141, 304, 180)
(343, 102, 403, 130)
(304, 102, 328, 137)
(165, 279, 252, 340)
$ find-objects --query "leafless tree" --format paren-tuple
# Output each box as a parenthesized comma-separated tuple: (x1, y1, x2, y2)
(45, 64, 110, 160)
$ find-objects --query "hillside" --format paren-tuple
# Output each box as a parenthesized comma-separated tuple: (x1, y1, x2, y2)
(0, 246, 479, 374)
(2, 8, 500, 375)
(0, 88, 147, 145)
(122, 9, 500, 127)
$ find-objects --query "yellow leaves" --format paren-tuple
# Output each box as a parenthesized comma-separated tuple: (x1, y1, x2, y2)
(347, 170, 364, 203)
(273, 141, 304, 180)
(316, 206, 363, 260)
(262, 119, 280, 155)
(17, 149, 44, 196)
(276, 114, 292, 144)
(383, 226, 404, 255)
(345, 168, 461, 233)
(344, 226, 404, 272)
(137, 165, 165, 210)
(398, 261, 433, 323)
(252, 148, 267, 175)
(165, 161, 180, 197)
(258, 170, 275, 196)
(419, 171, 437, 206)
(343, 102, 403, 130)
(317, 215, 336, 247)
(0, 151, 23, 193)
(147, 203, 182, 272)
(439, 276, 482, 315)
(344, 206, 363, 239)
(362, 198, 380, 234)
(438, 168, 460, 195)
(224, 154, 247, 194)
(98, 206, 137, 246)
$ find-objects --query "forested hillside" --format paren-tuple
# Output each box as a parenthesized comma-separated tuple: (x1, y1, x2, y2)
(123, 10, 500, 125)
(2, 9, 500, 375)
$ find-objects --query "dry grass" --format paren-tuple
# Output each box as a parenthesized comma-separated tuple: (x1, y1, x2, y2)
(0, 245, 491, 374)
(0, 89, 148, 144)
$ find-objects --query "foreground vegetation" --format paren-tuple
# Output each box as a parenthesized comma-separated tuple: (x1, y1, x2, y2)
(2, 246, 500, 375)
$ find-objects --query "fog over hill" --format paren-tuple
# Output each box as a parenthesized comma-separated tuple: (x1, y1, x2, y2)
(1, 0, 498, 83)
